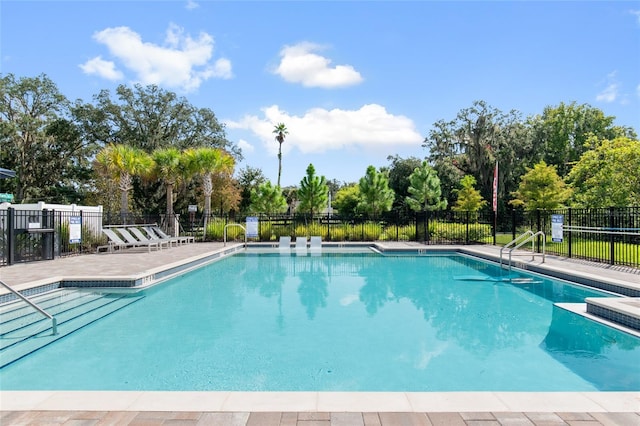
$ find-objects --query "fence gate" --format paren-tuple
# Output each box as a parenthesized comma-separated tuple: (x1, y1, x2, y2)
(1, 207, 55, 265)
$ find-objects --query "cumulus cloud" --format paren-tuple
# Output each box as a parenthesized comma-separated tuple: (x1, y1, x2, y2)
(596, 71, 620, 103)
(226, 104, 422, 156)
(237, 139, 255, 154)
(81, 23, 231, 92)
(186, 0, 199, 10)
(631, 10, 640, 24)
(273, 42, 363, 88)
(79, 56, 123, 80)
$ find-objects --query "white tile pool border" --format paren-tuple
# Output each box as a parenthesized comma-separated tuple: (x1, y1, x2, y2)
(1, 391, 639, 412)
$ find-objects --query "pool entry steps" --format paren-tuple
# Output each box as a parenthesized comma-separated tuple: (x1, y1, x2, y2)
(0, 288, 144, 368)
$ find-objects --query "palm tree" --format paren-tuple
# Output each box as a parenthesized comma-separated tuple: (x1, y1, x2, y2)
(151, 147, 183, 233)
(94, 144, 153, 222)
(184, 147, 234, 238)
(272, 123, 288, 187)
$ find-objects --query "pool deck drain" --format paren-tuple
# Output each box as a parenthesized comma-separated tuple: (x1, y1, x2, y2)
(1, 242, 639, 422)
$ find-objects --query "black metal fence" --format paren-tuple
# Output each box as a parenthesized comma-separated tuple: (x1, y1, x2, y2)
(515, 207, 640, 268)
(194, 210, 495, 245)
(1, 206, 639, 269)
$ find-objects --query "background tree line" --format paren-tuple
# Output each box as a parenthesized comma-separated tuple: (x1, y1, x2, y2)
(1, 73, 638, 221)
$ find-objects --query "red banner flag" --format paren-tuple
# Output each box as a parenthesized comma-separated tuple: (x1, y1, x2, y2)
(492, 161, 498, 212)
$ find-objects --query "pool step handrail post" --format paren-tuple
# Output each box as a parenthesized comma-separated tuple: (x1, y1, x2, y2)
(223, 223, 247, 247)
(505, 231, 546, 273)
(500, 230, 534, 268)
(0, 279, 58, 335)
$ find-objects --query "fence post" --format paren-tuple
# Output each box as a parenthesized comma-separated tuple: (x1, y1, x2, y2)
(511, 208, 516, 241)
(609, 206, 615, 265)
(466, 211, 470, 244)
(536, 210, 542, 252)
(567, 208, 572, 258)
(7, 207, 15, 265)
(327, 212, 331, 241)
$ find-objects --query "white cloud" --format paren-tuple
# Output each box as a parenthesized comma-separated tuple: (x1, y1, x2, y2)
(340, 294, 359, 306)
(273, 42, 363, 88)
(237, 139, 255, 154)
(631, 10, 640, 25)
(86, 23, 231, 92)
(226, 104, 422, 156)
(79, 56, 123, 81)
(637, 84, 640, 98)
(186, 0, 199, 10)
(596, 71, 620, 103)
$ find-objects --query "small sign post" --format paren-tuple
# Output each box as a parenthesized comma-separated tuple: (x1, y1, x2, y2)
(69, 216, 82, 244)
(551, 214, 564, 243)
(246, 216, 258, 239)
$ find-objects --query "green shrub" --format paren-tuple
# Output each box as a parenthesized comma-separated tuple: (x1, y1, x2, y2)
(329, 226, 346, 241)
(205, 219, 246, 241)
(361, 222, 383, 241)
(397, 224, 415, 241)
(259, 222, 273, 241)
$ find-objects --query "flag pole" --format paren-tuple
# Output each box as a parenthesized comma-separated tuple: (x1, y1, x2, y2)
(492, 161, 498, 245)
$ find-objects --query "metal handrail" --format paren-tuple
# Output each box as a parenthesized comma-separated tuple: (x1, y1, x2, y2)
(0, 279, 57, 335)
(223, 224, 246, 247)
(505, 231, 546, 272)
(499, 230, 534, 268)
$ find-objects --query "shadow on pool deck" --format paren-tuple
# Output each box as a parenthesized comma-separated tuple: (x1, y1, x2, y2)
(1, 242, 639, 424)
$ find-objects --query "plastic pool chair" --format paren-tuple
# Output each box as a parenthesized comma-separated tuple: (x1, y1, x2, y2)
(295, 236, 308, 254)
(279, 236, 291, 254)
(309, 236, 322, 255)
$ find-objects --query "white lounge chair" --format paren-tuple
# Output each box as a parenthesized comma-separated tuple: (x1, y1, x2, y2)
(115, 228, 162, 252)
(310, 236, 322, 255)
(295, 236, 307, 255)
(142, 226, 178, 247)
(98, 229, 133, 253)
(279, 236, 291, 254)
(129, 227, 169, 250)
(151, 226, 194, 245)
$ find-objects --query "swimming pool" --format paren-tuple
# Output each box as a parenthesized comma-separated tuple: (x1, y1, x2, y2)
(1, 251, 638, 391)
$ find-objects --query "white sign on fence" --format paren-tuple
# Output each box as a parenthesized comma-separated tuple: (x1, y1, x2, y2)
(551, 214, 563, 243)
(69, 216, 82, 244)
(246, 216, 258, 238)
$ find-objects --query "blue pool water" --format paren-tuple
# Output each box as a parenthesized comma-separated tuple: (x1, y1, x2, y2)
(1, 252, 638, 391)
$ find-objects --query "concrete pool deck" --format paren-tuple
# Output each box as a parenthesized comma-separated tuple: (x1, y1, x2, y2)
(1, 242, 639, 425)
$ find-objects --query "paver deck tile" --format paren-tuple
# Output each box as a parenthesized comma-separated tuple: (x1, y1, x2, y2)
(427, 412, 466, 426)
(492, 412, 535, 425)
(523, 412, 566, 425)
(378, 411, 431, 426)
(196, 412, 249, 426)
(331, 412, 365, 426)
(362, 412, 382, 426)
(247, 411, 282, 426)
(589, 412, 640, 425)
(280, 412, 299, 426)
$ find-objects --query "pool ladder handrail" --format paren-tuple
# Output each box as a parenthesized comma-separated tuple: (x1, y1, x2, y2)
(223, 223, 246, 247)
(500, 230, 546, 272)
(0, 279, 57, 335)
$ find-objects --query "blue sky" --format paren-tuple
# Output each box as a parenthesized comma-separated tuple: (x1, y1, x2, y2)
(2, 1, 639, 187)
